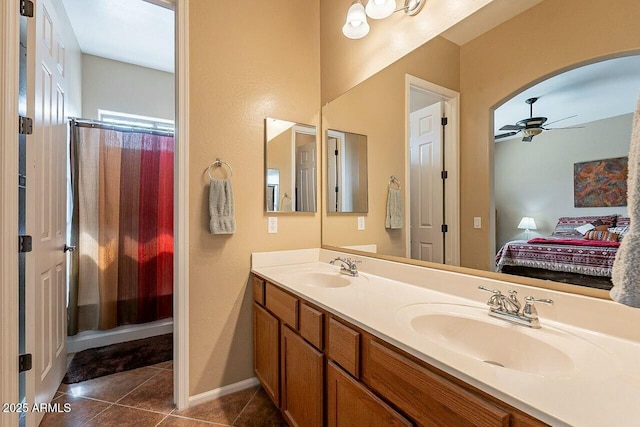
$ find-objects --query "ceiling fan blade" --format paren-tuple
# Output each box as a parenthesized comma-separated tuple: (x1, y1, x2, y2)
(522, 136, 533, 142)
(543, 115, 577, 127)
(545, 126, 585, 130)
(494, 131, 518, 139)
(499, 124, 523, 131)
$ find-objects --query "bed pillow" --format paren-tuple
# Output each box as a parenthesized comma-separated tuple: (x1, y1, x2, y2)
(609, 225, 629, 240)
(617, 217, 631, 227)
(584, 230, 619, 242)
(551, 215, 618, 237)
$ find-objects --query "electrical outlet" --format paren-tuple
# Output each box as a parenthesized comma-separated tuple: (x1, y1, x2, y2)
(268, 217, 278, 233)
(358, 216, 365, 230)
(473, 217, 481, 229)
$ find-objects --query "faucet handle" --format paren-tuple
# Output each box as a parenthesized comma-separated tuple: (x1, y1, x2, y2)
(478, 285, 502, 295)
(522, 296, 553, 320)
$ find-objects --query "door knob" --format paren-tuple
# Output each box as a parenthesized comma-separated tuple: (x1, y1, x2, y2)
(63, 244, 76, 253)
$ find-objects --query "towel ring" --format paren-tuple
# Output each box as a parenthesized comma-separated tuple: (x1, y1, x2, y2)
(207, 158, 233, 180)
(389, 175, 401, 190)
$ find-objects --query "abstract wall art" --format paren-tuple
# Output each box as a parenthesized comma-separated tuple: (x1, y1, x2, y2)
(574, 156, 628, 207)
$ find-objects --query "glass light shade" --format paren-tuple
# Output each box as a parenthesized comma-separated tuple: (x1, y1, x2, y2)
(365, 0, 396, 19)
(517, 217, 537, 230)
(342, 1, 370, 39)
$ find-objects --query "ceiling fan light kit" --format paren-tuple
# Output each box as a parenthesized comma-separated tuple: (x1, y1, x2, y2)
(495, 97, 581, 142)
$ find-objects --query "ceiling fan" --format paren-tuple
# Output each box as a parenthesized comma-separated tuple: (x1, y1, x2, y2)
(494, 97, 581, 142)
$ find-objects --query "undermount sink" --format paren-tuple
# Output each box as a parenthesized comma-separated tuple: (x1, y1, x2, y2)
(283, 270, 355, 288)
(395, 303, 616, 377)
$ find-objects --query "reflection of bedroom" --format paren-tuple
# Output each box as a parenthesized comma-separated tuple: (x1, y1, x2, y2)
(495, 112, 631, 247)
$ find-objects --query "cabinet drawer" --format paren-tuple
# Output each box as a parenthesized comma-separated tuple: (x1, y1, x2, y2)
(362, 338, 510, 427)
(328, 318, 360, 378)
(265, 282, 299, 329)
(253, 276, 265, 305)
(300, 303, 324, 350)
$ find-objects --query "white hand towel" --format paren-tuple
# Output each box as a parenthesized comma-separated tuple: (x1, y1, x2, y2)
(611, 92, 640, 307)
(209, 178, 236, 234)
(385, 188, 403, 229)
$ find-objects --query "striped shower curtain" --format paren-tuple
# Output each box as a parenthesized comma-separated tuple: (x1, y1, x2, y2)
(68, 124, 174, 335)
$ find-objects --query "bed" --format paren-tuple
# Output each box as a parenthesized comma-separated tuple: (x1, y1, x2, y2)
(495, 215, 630, 290)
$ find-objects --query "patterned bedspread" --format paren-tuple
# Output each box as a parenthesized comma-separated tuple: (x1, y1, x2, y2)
(495, 239, 619, 277)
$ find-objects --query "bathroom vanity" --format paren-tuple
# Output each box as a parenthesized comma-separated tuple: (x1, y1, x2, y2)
(251, 248, 640, 427)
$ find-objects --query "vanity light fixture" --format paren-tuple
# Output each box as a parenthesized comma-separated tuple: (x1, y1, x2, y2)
(342, 0, 426, 40)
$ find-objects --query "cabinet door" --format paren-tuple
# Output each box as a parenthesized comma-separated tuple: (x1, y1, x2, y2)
(327, 361, 412, 427)
(281, 325, 324, 427)
(254, 303, 280, 406)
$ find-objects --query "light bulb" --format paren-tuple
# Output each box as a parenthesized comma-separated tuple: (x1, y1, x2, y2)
(342, 1, 370, 39)
(365, 0, 396, 19)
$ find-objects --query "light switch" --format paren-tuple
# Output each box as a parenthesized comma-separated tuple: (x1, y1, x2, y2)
(358, 216, 365, 230)
(268, 217, 278, 233)
(473, 217, 481, 229)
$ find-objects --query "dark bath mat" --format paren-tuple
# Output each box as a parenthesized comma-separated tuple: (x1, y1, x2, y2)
(63, 333, 172, 384)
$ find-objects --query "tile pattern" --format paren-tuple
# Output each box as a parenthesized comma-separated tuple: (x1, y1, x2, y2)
(40, 362, 286, 426)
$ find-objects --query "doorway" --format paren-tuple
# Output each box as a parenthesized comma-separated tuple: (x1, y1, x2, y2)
(405, 75, 460, 266)
(0, 0, 191, 424)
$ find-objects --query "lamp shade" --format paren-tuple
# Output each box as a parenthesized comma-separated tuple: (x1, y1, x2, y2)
(517, 217, 537, 230)
(343, 1, 370, 39)
(365, 0, 396, 19)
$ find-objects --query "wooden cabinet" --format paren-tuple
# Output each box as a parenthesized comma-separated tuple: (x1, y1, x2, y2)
(327, 361, 411, 427)
(253, 303, 280, 406)
(362, 337, 510, 427)
(252, 275, 547, 427)
(281, 325, 324, 427)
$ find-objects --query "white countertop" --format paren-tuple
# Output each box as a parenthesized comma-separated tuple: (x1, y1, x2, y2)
(251, 248, 640, 427)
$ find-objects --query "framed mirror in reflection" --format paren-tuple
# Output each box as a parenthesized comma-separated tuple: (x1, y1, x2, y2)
(265, 118, 317, 213)
(326, 130, 368, 213)
(320, 0, 640, 297)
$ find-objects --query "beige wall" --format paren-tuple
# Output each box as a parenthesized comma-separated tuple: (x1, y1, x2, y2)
(81, 54, 174, 120)
(495, 113, 632, 248)
(189, 0, 320, 395)
(459, 0, 640, 270)
(320, 0, 493, 104)
(322, 37, 459, 256)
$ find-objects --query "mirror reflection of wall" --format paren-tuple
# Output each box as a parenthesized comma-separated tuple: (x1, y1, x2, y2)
(265, 118, 317, 213)
(326, 130, 368, 213)
(320, 0, 640, 296)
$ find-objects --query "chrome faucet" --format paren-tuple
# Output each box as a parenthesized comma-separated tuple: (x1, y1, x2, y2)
(478, 286, 553, 329)
(330, 257, 360, 277)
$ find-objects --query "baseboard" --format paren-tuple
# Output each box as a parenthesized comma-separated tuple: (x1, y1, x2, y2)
(188, 377, 260, 408)
(67, 318, 173, 354)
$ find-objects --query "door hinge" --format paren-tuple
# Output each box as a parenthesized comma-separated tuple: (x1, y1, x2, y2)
(18, 174, 26, 189)
(20, 0, 34, 17)
(334, 186, 339, 193)
(441, 117, 448, 126)
(441, 170, 448, 179)
(18, 235, 32, 253)
(18, 116, 33, 135)
(334, 149, 338, 156)
(441, 224, 448, 233)
(19, 354, 32, 372)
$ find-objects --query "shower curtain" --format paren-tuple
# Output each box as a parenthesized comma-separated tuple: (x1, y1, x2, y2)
(68, 123, 174, 335)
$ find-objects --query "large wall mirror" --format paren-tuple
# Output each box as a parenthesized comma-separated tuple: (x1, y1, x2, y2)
(265, 118, 317, 213)
(321, 0, 640, 299)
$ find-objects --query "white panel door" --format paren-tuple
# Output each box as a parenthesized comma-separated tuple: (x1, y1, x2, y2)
(409, 102, 444, 263)
(296, 141, 316, 212)
(26, 0, 68, 423)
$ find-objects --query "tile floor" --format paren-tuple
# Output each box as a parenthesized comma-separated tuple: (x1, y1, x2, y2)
(41, 361, 286, 426)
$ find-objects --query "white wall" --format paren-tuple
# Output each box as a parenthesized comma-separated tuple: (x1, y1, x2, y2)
(81, 54, 174, 120)
(495, 113, 632, 248)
